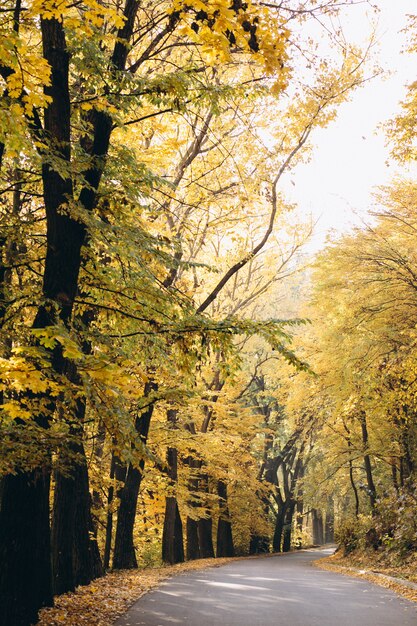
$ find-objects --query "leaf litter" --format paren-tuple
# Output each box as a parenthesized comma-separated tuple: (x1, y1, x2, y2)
(37, 557, 234, 626)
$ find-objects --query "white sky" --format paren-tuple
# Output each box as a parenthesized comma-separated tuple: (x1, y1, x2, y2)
(283, 0, 417, 250)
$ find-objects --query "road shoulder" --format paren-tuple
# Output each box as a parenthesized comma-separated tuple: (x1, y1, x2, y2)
(315, 555, 417, 604)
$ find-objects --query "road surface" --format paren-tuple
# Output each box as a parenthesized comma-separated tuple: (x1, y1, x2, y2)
(114, 547, 417, 625)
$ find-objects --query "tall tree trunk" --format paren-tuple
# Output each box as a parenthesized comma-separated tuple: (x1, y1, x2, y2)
(198, 517, 215, 558)
(0, 15, 75, 623)
(359, 412, 377, 510)
(273, 507, 285, 553)
(295, 499, 304, 549)
(216, 480, 234, 557)
(104, 452, 116, 569)
(186, 518, 201, 560)
(324, 499, 335, 544)
(197, 473, 214, 558)
(113, 464, 141, 569)
(0, 469, 52, 626)
(185, 457, 201, 561)
(1, 4, 141, 620)
(103, 451, 128, 569)
(52, 458, 77, 595)
(113, 381, 157, 569)
(73, 443, 103, 584)
(162, 439, 184, 564)
(162, 496, 184, 564)
(312, 509, 324, 545)
(282, 500, 295, 552)
(249, 534, 270, 554)
(348, 449, 360, 517)
(91, 419, 106, 539)
(52, 436, 103, 594)
(51, 360, 103, 594)
(295, 463, 304, 548)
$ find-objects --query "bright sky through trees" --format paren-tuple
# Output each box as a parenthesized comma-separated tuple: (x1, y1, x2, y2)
(285, 0, 417, 249)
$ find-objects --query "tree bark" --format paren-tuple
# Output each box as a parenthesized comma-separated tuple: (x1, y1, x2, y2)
(348, 444, 360, 517)
(0, 3, 142, 619)
(0, 469, 52, 626)
(216, 480, 235, 557)
(282, 500, 295, 552)
(186, 518, 201, 560)
(198, 516, 215, 558)
(312, 509, 324, 545)
(273, 506, 285, 553)
(162, 440, 184, 564)
(359, 412, 377, 510)
(0, 15, 75, 623)
(52, 461, 77, 595)
(162, 496, 184, 564)
(249, 534, 270, 554)
(73, 445, 103, 584)
(196, 472, 214, 558)
(324, 499, 335, 544)
(113, 381, 157, 569)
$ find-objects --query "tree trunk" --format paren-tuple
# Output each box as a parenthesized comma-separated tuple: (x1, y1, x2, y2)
(348, 454, 360, 517)
(273, 508, 285, 552)
(0, 470, 52, 626)
(51, 463, 77, 595)
(162, 497, 184, 564)
(162, 410, 184, 564)
(104, 452, 118, 569)
(216, 480, 234, 557)
(0, 5, 142, 620)
(51, 359, 103, 592)
(282, 501, 295, 552)
(52, 437, 103, 594)
(104, 488, 114, 570)
(312, 509, 324, 545)
(249, 534, 270, 554)
(360, 412, 377, 510)
(73, 451, 103, 584)
(103, 451, 129, 569)
(295, 493, 304, 546)
(162, 444, 184, 564)
(113, 381, 157, 569)
(0, 15, 76, 622)
(113, 464, 141, 569)
(325, 500, 335, 544)
(186, 518, 201, 560)
(185, 457, 201, 561)
(197, 473, 214, 558)
(198, 517, 215, 558)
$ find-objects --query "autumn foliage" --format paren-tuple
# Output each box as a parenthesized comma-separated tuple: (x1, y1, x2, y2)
(0, 1, 415, 625)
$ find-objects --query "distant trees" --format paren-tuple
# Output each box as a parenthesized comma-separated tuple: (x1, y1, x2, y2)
(291, 183, 417, 553)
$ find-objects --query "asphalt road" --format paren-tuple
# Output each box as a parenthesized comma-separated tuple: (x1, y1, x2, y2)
(114, 547, 417, 626)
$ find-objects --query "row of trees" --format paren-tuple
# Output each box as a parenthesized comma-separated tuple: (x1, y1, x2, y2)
(302, 181, 417, 552)
(7, 0, 415, 624)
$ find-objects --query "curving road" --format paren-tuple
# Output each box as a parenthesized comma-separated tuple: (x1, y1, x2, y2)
(114, 547, 417, 626)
